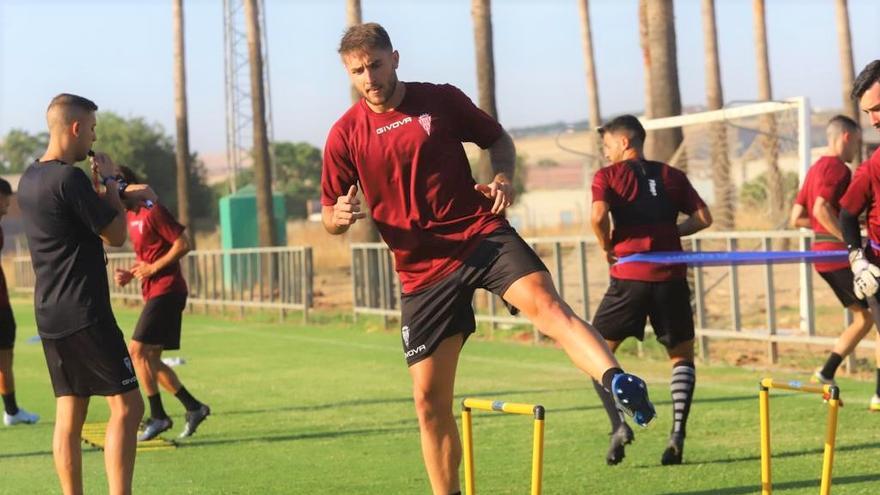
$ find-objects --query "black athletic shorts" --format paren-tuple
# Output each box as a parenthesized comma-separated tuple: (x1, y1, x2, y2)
(41, 323, 139, 397)
(592, 277, 695, 349)
(818, 268, 868, 309)
(400, 227, 548, 366)
(0, 306, 15, 349)
(132, 292, 187, 350)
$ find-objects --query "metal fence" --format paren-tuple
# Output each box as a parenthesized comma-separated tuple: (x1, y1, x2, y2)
(352, 231, 875, 366)
(13, 246, 314, 321)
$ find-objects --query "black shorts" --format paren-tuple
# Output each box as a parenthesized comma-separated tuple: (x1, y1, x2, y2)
(41, 323, 139, 397)
(132, 292, 187, 350)
(400, 227, 548, 366)
(818, 268, 868, 309)
(0, 306, 16, 350)
(592, 277, 695, 349)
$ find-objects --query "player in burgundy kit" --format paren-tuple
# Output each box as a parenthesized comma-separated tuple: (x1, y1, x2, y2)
(789, 115, 880, 401)
(589, 115, 713, 466)
(0, 177, 40, 427)
(114, 166, 210, 440)
(839, 60, 880, 412)
(322, 24, 655, 494)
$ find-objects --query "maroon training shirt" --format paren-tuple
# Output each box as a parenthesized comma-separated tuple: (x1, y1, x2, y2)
(126, 203, 188, 300)
(592, 159, 706, 281)
(322, 82, 508, 293)
(841, 147, 880, 257)
(793, 156, 851, 272)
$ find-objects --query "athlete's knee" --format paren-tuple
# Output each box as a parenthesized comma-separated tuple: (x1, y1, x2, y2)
(412, 387, 453, 425)
(112, 392, 145, 423)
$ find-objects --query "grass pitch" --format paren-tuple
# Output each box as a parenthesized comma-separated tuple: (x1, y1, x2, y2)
(1, 301, 879, 494)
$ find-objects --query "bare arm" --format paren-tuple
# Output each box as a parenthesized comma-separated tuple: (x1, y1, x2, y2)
(590, 201, 615, 263)
(789, 203, 811, 229)
(474, 131, 517, 215)
(488, 131, 516, 182)
(98, 180, 127, 247)
(811, 197, 843, 241)
(130, 232, 192, 280)
(678, 206, 713, 237)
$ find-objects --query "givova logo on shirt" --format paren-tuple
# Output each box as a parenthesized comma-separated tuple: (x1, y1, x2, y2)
(376, 116, 412, 135)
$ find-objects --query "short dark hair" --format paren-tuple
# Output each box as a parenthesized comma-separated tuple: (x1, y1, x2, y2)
(827, 114, 860, 135)
(47, 93, 98, 115)
(338, 22, 393, 55)
(118, 165, 140, 185)
(598, 115, 646, 149)
(0, 178, 12, 196)
(851, 60, 880, 100)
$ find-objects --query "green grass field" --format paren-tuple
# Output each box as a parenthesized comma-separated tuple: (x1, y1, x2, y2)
(2, 300, 879, 494)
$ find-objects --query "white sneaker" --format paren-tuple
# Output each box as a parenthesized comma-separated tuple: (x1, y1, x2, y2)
(811, 369, 837, 386)
(3, 408, 39, 426)
(869, 395, 880, 412)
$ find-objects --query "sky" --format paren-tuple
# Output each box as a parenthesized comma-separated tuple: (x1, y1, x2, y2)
(1, 0, 878, 162)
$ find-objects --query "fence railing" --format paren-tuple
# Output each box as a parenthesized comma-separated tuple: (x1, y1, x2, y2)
(352, 231, 874, 367)
(13, 246, 314, 322)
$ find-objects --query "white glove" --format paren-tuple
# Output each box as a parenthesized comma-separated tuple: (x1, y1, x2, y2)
(849, 249, 880, 299)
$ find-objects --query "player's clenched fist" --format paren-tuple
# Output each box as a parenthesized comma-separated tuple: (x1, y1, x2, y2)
(333, 184, 367, 227)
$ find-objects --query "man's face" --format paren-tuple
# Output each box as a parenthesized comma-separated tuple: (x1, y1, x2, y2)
(342, 47, 399, 107)
(602, 132, 627, 164)
(0, 194, 10, 219)
(71, 111, 97, 162)
(859, 81, 880, 131)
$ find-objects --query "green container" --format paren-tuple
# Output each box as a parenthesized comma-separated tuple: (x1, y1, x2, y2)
(219, 184, 287, 288)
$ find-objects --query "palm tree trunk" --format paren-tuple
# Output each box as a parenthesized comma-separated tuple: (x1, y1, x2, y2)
(753, 0, 784, 226)
(172, 0, 194, 247)
(577, 0, 602, 167)
(702, 0, 734, 229)
(645, 0, 685, 169)
(244, 0, 276, 247)
(835, 0, 861, 163)
(346, 0, 362, 105)
(471, 0, 498, 184)
(638, 0, 652, 121)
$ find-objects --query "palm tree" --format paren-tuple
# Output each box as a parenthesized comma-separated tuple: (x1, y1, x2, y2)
(644, 0, 684, 169)
(638, 0, 652, 121)
(835, 0, 860, 162)
(471, 0, 497, 184)
(577, 0, 602, 166)
(244, 0, 276, 247)
(172, 0, 193, 245)
(702, 0, 734, 229)
(753, 0, 784, 226)
(346, 0, 362, 104)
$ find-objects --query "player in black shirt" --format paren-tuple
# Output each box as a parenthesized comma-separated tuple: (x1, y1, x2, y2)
(18, 93, 156, 495)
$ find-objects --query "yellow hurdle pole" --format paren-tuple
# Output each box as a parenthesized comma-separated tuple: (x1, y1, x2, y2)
(530, 407, 545, 495)
(462, 404, 475, 495)
(760, 378, 832, 396)
(759, 384, 772, 495)
(819, 386, 841, 495)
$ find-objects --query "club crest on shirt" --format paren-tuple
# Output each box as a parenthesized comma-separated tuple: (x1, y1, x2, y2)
(130, 220, 144, 234)
(418, 113, 432, 136)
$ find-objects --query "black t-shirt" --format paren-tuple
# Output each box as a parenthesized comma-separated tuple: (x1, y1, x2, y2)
(18, 160, 119, 339)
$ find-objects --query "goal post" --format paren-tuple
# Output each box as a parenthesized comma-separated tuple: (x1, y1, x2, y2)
(635, 97, 814, 334)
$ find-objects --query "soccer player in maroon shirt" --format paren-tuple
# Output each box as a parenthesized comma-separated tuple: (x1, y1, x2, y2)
(590, 115, 713, 466)
(114, 166, 210, 439)
(0, 177, 40, 427)
(839, 59, 880, 412)
(322, 23, 655, 494)
(789, 115, 880, 403)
